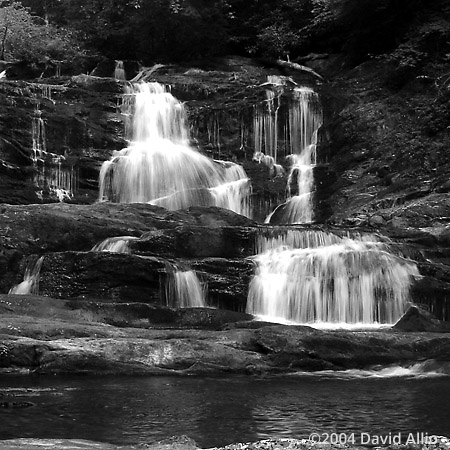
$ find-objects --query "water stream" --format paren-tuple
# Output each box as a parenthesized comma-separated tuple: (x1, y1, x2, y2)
(0, 370, 449, 447)
(8, 256, 45, 295)
(165, 269, 207, 308)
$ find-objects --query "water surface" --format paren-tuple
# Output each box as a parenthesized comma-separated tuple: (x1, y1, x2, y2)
(0, 372, 449, 447)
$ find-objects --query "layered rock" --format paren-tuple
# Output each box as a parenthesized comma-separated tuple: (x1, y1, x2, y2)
(0, 203, 257, 311)
(2, 294, 450, 377)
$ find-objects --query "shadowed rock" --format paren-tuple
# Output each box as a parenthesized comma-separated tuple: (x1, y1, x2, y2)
(393, 305, 450, 332)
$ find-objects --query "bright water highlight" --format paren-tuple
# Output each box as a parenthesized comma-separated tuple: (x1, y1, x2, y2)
(99, 82, 251, 216)
(247, 229, 419, 324)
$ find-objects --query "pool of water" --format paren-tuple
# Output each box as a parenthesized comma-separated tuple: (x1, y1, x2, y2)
(0, 370, 449, 448)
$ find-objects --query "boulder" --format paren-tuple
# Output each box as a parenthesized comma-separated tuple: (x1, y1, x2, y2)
(393, 305, 450, 332)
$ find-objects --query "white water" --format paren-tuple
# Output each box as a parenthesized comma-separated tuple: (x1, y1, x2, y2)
(166, 269, 207, 308)
(247, 229, 419, 324)
(9, 256, 44, 295)
(31, 86, 77, 201)
(289, 360, 450, 380)
(114, 60, 126, 81)
(99, 82, 251, 217)
(253, 79, 322, 224)
(32, 104, 47, 163)
(91, 236, 138, 253)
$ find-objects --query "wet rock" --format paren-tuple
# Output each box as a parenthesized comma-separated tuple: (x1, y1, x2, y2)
(393, 305, 450, 332)
(3, 294, 450, 376)
(369, 215, 385, 226)
(0, 439, 120, 449)
(170, 307, 254, 330)
(436, 180, 450, 193)
(0, 295, 253, 331)
(38, 251, 166, 303)
(1, 436, 450, 450)
(134, 225, 257, 258)
(0, 203, 257, 295)
(36, 251, 253, 311)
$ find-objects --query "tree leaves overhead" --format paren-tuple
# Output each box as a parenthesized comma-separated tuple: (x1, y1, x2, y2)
(3, 0, 450, 68)
(0, 0, 79, 61)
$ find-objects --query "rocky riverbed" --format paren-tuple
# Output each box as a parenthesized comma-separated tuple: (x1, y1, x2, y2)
(1, 292, 450, 376)
(1, 435, 449, 450)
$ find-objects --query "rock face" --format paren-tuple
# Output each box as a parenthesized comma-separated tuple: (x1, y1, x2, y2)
(0, 76, 125, 205)
(0, 203, 257, 311)
(1, 201, 450, 319)
(0, 59, 306, 210)
(2, 56, 450, 337)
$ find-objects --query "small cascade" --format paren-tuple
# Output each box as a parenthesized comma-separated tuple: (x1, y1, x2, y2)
(91, 236, 138, 253)
(278, 87, 322, 224)
(32, 101, 47, 164)
(113, 60, 126, 81)
(253, 77, 282, 162)
(9, 256, 44, 295)
(247, 229, 420, 325)
(99, 82, 251, 217)
(165, 268, 207, 308)
(31, 85, 78, 201)
(253, 77, 322, 224)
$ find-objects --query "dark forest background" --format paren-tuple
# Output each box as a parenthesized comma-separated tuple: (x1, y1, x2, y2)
(1, 0, 449, 74)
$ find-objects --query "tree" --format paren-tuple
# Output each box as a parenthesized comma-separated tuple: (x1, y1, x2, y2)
(0, 0, 80, 62)
(0, 1, 35, 60)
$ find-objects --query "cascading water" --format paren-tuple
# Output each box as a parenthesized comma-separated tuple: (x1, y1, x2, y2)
(99, 82, 251, 217)
(246, 229, 420, 325)
(253, 77, 322, 224)
(165, 268, 207, 308)
(91, 236, 138, 253)
(9, 256, 44, 295)
(31, 85, 78, 201)
(114, 60, 126, 81)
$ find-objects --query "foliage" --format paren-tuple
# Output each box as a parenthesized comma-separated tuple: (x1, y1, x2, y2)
(0, 0, 82, 62)
(5, 0, 450, 68)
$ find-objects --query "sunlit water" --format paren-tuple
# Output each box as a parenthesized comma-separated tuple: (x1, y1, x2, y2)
(0, 371, 449, 447)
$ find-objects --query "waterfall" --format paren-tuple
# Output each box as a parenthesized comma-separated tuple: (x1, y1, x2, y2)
(99, 82, 251, 217)
(246, 229, 419, 325)
(91, 236, 138, 253)
(114, 60, 126, 81)
(165, 269, 207, 308)
(9, 256, 44, 295)
(254, 77, 322, 224)
(32, 102, 47, 164)
(31, 85, 78, 201)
